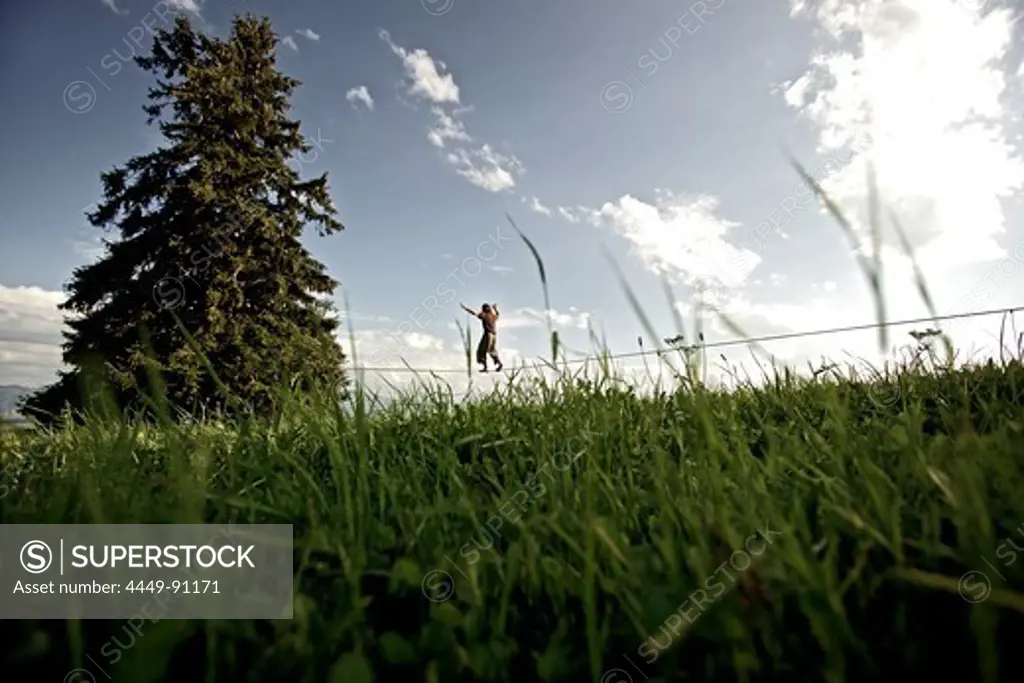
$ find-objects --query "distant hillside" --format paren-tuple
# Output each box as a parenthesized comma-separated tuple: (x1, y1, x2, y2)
(0, 385, 33, 416)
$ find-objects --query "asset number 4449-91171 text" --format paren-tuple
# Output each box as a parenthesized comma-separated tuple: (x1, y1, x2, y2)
(125, 580, 220, 594)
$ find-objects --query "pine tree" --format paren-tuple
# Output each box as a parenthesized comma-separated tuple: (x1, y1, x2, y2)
(22, 15, 347, 423)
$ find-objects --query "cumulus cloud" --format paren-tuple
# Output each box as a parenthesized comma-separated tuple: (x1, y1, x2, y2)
(427, 107, 471, 147)
(446, 145, 523, 192)
(557, 206, 584, 223)
(784, 0, 1024, 274)
(103, 0, 205, 19)
(586, 191, 760, 289)
(172, 0, 200, 10)
(497, 306, 592, 331)
(524, 196, 552, 216)
(296, 28, 320, 42)
(346, 85, 374, 110)
(281, 35, 298, 52)
(0, 286, 65, 348)
(0, 286, 67, 386)
(379, 29, 460, 104)
(776, 73, 813, 108)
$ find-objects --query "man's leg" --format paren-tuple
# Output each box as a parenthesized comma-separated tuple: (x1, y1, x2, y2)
(489, 334, 502, 370)
(476, 335, 488, 370)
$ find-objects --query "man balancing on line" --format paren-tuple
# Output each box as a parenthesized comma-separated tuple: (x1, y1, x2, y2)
(461, 302, 503, 372)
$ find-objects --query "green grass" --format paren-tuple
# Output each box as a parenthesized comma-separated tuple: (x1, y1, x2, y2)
(3, 347, 1024, 682)
(2, 166, 1024, 682)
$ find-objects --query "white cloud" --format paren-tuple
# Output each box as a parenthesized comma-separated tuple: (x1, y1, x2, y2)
(525, 196, 552, 216)
(557, 206, 583, 223)
(497, 307, 592, 331)
(0, 341, 62, 388)
(296, 28, 320, 42)
(586, 191, 761, 288)
(404, 331, 445, 351)
(379, 30, 526, 193)
(379, 29, 460, 104)
(0, 286, 65, 347)
(785, 0, 1024, 275)
(427, 107, 471, 147)
(0, 285, 67, 386)
(780, 74, 813, 108)
(101, 0, 128, 15)
(346, 85, 374, 110)
(548, 307, 593, 330)
(446, 145, 523, 192)
(281, 35, 299, 52)
(168, 0, 201, 16)
(96, 0, 196, 23)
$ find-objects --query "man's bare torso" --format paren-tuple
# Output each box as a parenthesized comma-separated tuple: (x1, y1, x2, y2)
(479, 311, 497, 335)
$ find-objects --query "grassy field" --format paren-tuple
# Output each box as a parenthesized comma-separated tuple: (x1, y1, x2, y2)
(2, 346, 1024, 682)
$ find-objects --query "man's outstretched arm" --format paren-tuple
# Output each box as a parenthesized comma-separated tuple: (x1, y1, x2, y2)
(460, 303, 478, 316)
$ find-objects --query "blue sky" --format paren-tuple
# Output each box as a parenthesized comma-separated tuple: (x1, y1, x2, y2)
(2, 0, 1024, 396)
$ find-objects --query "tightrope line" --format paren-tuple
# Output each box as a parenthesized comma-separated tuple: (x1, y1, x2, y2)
(348, 305, 1024, 375)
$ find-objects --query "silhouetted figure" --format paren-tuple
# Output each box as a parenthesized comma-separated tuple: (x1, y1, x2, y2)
(461, 302, 503, 372)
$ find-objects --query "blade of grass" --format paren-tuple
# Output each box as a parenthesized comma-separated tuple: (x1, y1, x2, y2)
(867, 160, 888, 353)
(506, 213, 558, 363)
(788, 155, 888, 353)
(888, 210, 954, 364)
(602, 247, 681, 379)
